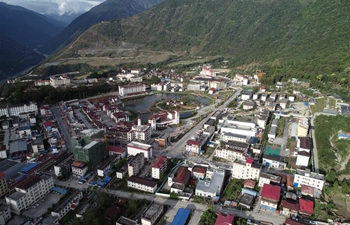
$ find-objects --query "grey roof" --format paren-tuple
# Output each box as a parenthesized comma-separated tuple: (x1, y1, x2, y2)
(9, 140, 28, 153)
(6, 191, 25, 200)
(196, 171, 225, 195)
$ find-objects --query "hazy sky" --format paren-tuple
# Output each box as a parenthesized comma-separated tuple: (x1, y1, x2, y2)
(0, 0, 106, 15)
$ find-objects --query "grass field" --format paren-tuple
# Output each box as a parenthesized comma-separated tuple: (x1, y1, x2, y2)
(329, 97, 336, 110)
(310, 97, 326, 113)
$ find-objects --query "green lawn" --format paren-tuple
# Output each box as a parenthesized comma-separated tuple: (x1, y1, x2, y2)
(220, 179, 244, 203)
(329, 97, 336, 110)
(310, 97, 326, 113)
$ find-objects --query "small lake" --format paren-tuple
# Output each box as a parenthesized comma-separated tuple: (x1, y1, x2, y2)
(123, 93, 210, 122)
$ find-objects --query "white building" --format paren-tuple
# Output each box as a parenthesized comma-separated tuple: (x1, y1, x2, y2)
(297, 137, 311, 152)
(209, 80, 226, 89)
(195, 170, 225, 197)
(71, 161, 88, 177)
(296, 151, 310, 167)
(200, 65, 217, 77)
(220, 119, 258, 139)
(141, 202, 164, 225)
(0, 102, 38, 117)
(185, 140, 201, 154)
(51, 190, 83, 220)
(148, 111, 179, 130)
(258, 172, 281, 187)
(127, 141, 153, 160)
(232, 158, 261, 180)
(214, 141, 249, 161)
(221, 133, 247, 143)
(187, 83, 201, 91)
(293, 169, 325, 191)
(128, 153, 145, 177)
(50, 74, 71, 88)
(127, 176, 158, 193)
(119, 83, 146, 97)
(241, 91, 252, 100)
(152, 156, 167, 179)
(128, 118, 152, 143)
(0, 203, 11, 225)
(6, 175, 54, 215)
(34, 79, 50, 86)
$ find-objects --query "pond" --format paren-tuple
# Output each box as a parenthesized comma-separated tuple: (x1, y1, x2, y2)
(122, 93, 210, 122)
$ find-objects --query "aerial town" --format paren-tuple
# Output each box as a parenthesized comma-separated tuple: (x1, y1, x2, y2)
(0, 64, 350, 225)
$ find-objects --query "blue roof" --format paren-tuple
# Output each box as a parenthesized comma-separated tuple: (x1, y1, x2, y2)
(20, 163, 40, 173)
(53, 186, 67, 195)
(338, 133, 350, 139)
(103, 177, 112, 183)
(171, 208, 190, 225)
(14, 174, 27, 181)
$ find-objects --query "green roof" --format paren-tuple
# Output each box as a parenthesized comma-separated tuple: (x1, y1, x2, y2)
(265, 146, 281, 157)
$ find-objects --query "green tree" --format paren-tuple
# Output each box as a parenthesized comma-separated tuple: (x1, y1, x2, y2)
(326, 170, 336, 183)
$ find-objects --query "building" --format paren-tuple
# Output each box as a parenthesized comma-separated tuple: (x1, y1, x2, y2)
(215, 141, 249, 161)
(6, 175, 54, 214)
(242, 101, 256, 110)
(215, 214, 234, 225)
(128, 153, 145, 177)
(127, 176, 158, 193)
(241, 91, 252, 100)
(232, 158, 261, 180)
(297, 137, 311, 152)
(296, 151, 310, 167)
(185, 140, 201, 154)
(127, 141, 153, 160)
(299, 199, 314, 216)
(168, 166, 191, 193)
(0, 102, 38, 117)
(116, 216, 137, 225)
(71, 161, 88, 177)
(71, 133, 107, 169)
(119, 83, 146, 97)
(50, 74, 71, 88)
(152, 156, 167, 179)
(191, 166, 207, 179)
(298, 118, 309, 137)
(148, 111, 180, 130)
(108, 146, 126, 158)
(195, 170, 225, 197)
(262, 146, 286, 169)
(0, 172, 8, 197)
(293, 169, 325, 191)
(258, 172, 281, 187)
(51, 190, 83, 220)
(281, 200, 299, 217)
(141, 202, 164, 225)
(220, 119, 258, 139)
(260, 183, 281, 212)
(128, 118, 152, 143)
(34, 79, 50, 86)
(171, 208, 190, 225)
(0, 203, 11, 225)
(221, 133, 247, 143)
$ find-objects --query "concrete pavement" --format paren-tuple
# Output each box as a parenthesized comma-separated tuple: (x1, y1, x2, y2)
(310, 113, 320, 172)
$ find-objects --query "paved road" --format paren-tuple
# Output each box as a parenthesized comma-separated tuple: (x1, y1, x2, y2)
(52, 106, 72, 152)
(164, 88, 242, 158)
(54, 179, 285, 225)
(310, 113, 320, 173)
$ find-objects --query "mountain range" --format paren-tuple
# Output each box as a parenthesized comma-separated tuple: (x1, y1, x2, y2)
(38, 0, 165, 55)
(49, 0, 350, 81)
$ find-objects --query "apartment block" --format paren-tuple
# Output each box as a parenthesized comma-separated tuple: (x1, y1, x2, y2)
(0, 172, 8, 197)
(293, 169, 325, 191)
(127, 176, 158, 193)
(214, 141, 249, 161)
(141, 202, 164, 225)
(232, 158, 261, 180)
(119, 83, 146, 97)
(51, 190, 83, 220)
(127, 142, 153, 160)
(152, 156, 167, 179)
(128, 153, 145, 177)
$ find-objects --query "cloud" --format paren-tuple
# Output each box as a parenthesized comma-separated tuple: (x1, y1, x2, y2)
(0, 0, 105, 15)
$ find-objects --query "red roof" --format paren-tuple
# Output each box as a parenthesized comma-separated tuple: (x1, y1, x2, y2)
(243, 180, 256, 188)
(186, 140, 201, 146)
(152, 156, 167, 168)
(105, 206, 121, 219)
(284, 218, 308, 225)
(299, 199, 314, 215)
(300, 185, 314, 195)
(0, 171, 5, 178)
(215, 213, 234, 225)
(192, 166, 207, 174)
(108, 145, 125, 154)
(282, 200, 299, 212)
(71, 161, 86, 168)
(43, 121, 53, 128)
(173, 166, 191, 185)
(246, 158, 254, 164)
(261, 183, 281, 201)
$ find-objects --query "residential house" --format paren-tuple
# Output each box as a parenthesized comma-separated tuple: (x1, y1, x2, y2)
(214, 141, 249, 161)
(232, 158, 261, 180)
(215, 214, 234, 225)
(141, 202, 164, 225)
(281, 200, 299, 217)
(0, 203, 11, 224)
(127, 176, 158, 193)
(293, 169, 325, 191)
(296, 151, 310, 167)
(128, 153, 145, 177)
(119, 83, 146, 97)
(71, 161, 88, 177)
(191, 166, 207, 179)
(127, 142, 153, 160)
(51, 190, 83, 220)
(168, 166, 191, 194)
(0, 171, 9, 197)
(298, 118, 309, 137)
(195, 170, 225, 197)
(260, 183, 281, 212)
(242, 101, 256, 110)
(299, 199, 314, 216)
(258, 172, 281, 187)
(262, 146, 286, 169)
(152, 156, 168, 180)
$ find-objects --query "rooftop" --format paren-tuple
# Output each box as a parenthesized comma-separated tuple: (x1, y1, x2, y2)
(142, 202, 164, 220)
(6, 191, 25, 200)
(261, 183, 281, 201)
(16, 176, 42, 190)
(173, 166, 191, 185)
(52, 190, 82, 213)
(299, 198, 314, 215)
(127, 141, 152, 150)
(215, 213, 234, 225)
(152, 156, 167, 168)
(296, 169, 324, 180)
(171, 208, 190, 225)
(298, 137, 310, 149)
(72, 161, 87, 168)
(282, 199, 299, 211)
(264, 145, 281, 157)
(128, 176, 157, 187)
(192, 166, 207, 174)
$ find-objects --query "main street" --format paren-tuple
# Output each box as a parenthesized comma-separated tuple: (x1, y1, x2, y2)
(165, 88, 242, 158)
(310, 113, 320, 173)
(54, 179, 285, 225)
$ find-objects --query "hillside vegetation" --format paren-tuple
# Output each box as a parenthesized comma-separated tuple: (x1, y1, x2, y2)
(49, 0, 350, 96)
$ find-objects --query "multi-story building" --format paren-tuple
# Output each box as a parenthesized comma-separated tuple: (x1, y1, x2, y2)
(152, 156, 167, 180)
(214, 141, 249, 161)
(221, 133, 247, 143)
(0, 102, 38, 117)
(220, 119, 258, 139)
(71, 132, 107, 169)
(232, 158, 261, 180)
(50, 74, 71, 88)
(127, 176, 158, 193)
(71, 161, 88, 177)
(141, 202, 164, 225)
(281, 200, 299, 217)
(119, 83, 146, 97)
(168, 166, 191, 193)
(148, 111, 180, 130)
(128, 153, 145, 177)
(298, 118, 309, 137)
(0, 203, 11, 225)
(51, 190, 83, 220)
(195, 170, 225, 197)
(293, 169, 325, 191)
(262, 146, 287, 169)
(258, 172, 281, 187)
(297, 137, 311, 152)
(6, 175, 54, 214)
(0, 171, 8, 197)
(185, 140, 201, 154)
(191, 166, 207, 179)
(127, 142, 153, 160)
(128, 118, 152, 143)
(260, 183, 281, 212)
(296, 151, 310, 167)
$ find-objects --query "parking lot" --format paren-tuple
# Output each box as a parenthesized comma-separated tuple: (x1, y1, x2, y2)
(22, 192, 62, 219)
